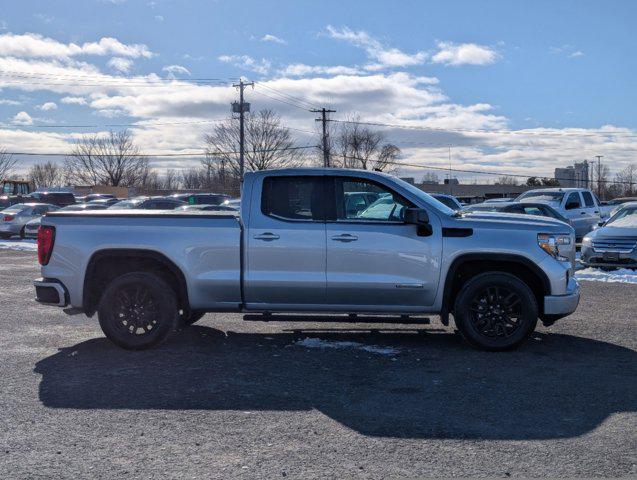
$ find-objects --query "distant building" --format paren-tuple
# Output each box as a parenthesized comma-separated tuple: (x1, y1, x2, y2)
(554, 161, 589, 188)
(415, 181, 532, 205)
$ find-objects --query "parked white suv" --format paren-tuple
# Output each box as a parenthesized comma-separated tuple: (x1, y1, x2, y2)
(516, 188, 602, 238)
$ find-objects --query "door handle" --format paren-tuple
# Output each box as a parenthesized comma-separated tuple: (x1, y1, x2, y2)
(581, 212, 586, 215)
(253, 232, 280, 241)
(331, 233, 358, 242)
(594, 211, 599, 214)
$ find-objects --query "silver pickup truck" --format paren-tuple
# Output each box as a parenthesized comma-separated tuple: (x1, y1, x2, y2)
(34, 168, 580, 351)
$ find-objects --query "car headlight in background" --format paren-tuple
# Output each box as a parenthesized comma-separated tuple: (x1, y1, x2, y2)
(538, 233, 571, 261)
(582, 236, 592, 247)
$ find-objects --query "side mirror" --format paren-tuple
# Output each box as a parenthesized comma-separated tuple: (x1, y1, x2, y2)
(404, 207, 430, 225)
(598, 221, 605, 227)
(565, 202, 579, 210)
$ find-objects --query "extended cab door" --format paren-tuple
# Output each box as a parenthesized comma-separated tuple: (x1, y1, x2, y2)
(562, 191, 588, 237)
(325, 176, 441, 311)
(245, 175, 327, 308)
(581, 190, 602, 230)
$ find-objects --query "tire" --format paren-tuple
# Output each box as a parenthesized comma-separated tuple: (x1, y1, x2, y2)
(181, 310, 205, 326)
(453, 272, 538, 351)
(19, 227, 25, 240)
(97, 272, 179, 350)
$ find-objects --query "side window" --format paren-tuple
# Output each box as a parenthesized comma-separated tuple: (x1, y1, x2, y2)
(522, 206, 543, 216)
(582, 191, 595, 207)
(336, 178, 411, 222)
(261, 176, 324, 221)
(565, 192, 582, 209)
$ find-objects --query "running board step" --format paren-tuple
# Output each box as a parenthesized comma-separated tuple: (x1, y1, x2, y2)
(243, 313, 430, 324)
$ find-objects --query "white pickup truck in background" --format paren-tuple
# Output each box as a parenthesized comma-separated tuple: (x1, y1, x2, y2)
(516, 187, 603, 238)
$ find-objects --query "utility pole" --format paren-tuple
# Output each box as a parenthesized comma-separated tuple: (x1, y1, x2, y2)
(232, 79, 254, 180)
(448, 145, 452, 195)
(311, 108, 336, 167)
(595, 155, 604, 198)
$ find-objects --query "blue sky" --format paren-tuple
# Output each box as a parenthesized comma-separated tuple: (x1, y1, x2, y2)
(0, 0, 635, 179)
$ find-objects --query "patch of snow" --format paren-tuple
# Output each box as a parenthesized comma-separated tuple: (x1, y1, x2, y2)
(575, 267, 637, 284)
(295, 337, 399, 356)
(0, 240, 37, 252)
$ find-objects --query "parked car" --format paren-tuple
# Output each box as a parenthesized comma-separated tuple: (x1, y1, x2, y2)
(177, 204, 238, 212)
(430, 193, 463, 211)
(25, 191, 76, 207)
(34, 168, 579, 352)
(109, 197, 187, 210)
(24, 203, 109, 238)
(86, 198, 121, 207)
(600, 197, 637, 218)
(515, 188, 601, 238)
(463, 202, 571, 225)
(171, 193, 231, 206)
(483, 198, 515, 203)
(581, 203, 637, 269)
(0, 203, 59, 239)
(82, 193, 115, 203)
(226, 198, 241, 209)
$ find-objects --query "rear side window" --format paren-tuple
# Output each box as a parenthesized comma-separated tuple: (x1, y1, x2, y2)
(191, 194, 227, 205)
(582, 191, 595, 207)
(261, 176, 324, 221)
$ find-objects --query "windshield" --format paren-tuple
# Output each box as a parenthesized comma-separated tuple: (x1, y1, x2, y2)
(606, 206, 637, 227)
(517, 191, 564, 202)
(1, 204, 28, 213)
(389, 176, 456, 215)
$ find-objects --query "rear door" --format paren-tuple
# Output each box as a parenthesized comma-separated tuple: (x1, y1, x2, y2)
(245, 175, 327, 307)
(581, 191, 601, 229)
(325, 176, 441, 310)
(562, 192, 587, 237)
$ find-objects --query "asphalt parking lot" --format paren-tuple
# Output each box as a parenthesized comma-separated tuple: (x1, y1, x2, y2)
(0, 250, 635, 478)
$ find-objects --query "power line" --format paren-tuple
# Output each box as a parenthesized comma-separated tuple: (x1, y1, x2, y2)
(2, 145, 315, 158)
(329, 118, 637, 138)
(255, 83, 318, 110)
(251, 88, 312, 111)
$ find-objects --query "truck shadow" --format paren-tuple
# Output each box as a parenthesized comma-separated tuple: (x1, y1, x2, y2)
(34, 326, 636, 440)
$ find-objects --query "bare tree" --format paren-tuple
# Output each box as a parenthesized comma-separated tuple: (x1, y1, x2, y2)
(0, 149, 18, 182)
(496, 175, 519, 186)
(29, 161, 65, 188)
(614, 164, 637, 196)
(180, 168, 206, 190)
(64, 130, 149, 187)
(333, 115, 400, 171)
(421, 172, 440, 184)
(203, 109, 303, 192)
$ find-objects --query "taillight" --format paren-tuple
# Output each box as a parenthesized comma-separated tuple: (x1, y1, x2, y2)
(37, 225, 56, 265)
(3, 215, 14, 222)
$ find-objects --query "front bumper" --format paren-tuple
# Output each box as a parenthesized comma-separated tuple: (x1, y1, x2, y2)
(0, 223, 21, 235)
(544, 277, 580, 316)
(581, 246, 637, 269)
(34, 278, 68, 307)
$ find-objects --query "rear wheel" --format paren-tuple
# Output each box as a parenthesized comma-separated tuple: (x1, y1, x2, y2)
(97, 272, 179, 350)
(453, 272, 538, 351)
(19, 227, 25, 239)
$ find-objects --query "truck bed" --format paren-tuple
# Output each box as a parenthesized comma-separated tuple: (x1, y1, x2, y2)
(41, 210, 243, 311)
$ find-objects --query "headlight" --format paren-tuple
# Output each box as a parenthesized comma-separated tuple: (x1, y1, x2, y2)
(538, 233, 571, 261)
(582, 236, 592, 247)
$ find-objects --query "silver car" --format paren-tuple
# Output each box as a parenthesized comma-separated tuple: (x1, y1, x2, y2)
(581, 203, 637, 269)
(0, 203, 59, 239)
(24, 203, 108, 238)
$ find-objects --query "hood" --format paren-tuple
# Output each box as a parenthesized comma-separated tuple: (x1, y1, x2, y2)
(587, 217, 637, 239)
(455, 211, 573, 233)
(522, 199, 562, 210)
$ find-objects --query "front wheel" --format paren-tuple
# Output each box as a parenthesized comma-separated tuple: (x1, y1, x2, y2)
(98, 272, 179, 350)
(453, 272, 538, 351)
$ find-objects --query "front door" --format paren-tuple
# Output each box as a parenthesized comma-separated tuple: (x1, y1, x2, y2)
(325, 176, 441, 311)
(245, 175, 327, 308)
(562, 191, 588, 237)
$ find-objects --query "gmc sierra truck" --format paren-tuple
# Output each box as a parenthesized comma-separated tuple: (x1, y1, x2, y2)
(34, 168, 580, 351)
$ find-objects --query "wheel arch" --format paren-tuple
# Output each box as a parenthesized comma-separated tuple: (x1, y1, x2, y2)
(441, 253, 550, 321)
(83, 248, 189, 317)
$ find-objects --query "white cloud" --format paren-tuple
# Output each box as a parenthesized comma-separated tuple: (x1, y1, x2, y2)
(550, 45, 584, 59)
(60, 96, 88, 105)
(0, 98, 21, 105)
(218, 54, 271, 75)
(11, 111, 33, 125)
(261, 34, 286, 45)
(154, 15, 164, 22)
(431, 41, 500, 66)
(37, 101, 57, 111)
(107, 57, 134, 73)
(279, 63, 362, 77)
(162, 64, 191, 78)
(326, 25, 427, 69)
(0, 33, 153, 59)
